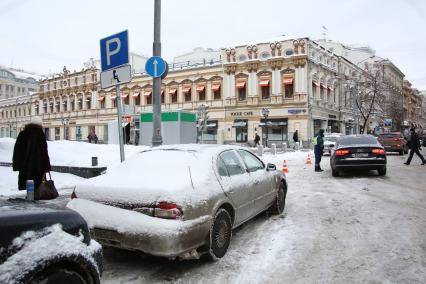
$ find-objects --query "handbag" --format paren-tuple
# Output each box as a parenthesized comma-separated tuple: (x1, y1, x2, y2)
(36, 172, 59, 200)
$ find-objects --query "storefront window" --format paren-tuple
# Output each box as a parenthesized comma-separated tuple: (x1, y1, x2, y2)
(260, 118, 288, 145)
(234, 119, 248, 143)
(55, 127, 60, 140)
(203, 120, 218, 142)
(76, 126, 82, 141)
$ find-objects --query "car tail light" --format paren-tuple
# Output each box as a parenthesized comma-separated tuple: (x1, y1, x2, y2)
(71, 191, 77, 199)
(154, 202, 183, 219)
(336, 150, 350, 156)
(372, 148, 385, 155)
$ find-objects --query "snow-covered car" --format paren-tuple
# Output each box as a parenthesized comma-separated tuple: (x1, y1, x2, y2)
(67, 144, 287, 260)
(0, 199, 102, 284)
(323, 133, 343, 155)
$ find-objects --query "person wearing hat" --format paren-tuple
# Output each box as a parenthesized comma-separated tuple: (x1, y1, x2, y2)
(313, 129, 325, 172)
(12, 116, 51, 192)
(404, 127, 426, 165)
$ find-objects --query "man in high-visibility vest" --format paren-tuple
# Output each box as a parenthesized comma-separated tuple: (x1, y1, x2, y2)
(313, 129, 325, 172)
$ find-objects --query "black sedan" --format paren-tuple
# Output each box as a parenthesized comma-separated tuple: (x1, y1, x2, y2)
(330, 135, 387, 177)
(0, 199, 102, 284)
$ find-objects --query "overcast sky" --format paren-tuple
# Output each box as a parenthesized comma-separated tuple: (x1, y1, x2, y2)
(1, 0, 425, 89)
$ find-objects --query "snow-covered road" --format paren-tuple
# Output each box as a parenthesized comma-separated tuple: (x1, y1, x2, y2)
(99, 151, 426, 284)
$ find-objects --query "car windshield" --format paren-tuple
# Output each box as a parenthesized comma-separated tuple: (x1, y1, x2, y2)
(379, 133, 400, 138)
(338, 136, 377, 145)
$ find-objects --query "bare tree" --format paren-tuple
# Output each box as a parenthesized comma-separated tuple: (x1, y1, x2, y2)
(347, 65, 387, 134)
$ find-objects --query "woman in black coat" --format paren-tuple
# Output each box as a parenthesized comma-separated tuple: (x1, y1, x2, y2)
(12, 117, 51, 191)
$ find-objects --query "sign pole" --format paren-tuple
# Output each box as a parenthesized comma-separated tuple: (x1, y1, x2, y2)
(116, 85, 125, 162)
(152, 0, 163, 146)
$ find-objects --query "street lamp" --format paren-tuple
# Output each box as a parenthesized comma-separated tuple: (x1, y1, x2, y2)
(61, 117, 69, 140)
(261, 107, 270, 147)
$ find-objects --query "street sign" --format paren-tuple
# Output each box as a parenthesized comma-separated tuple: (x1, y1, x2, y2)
(100, 30, 129, 71)
(145, 56, 167, 78)
(100, 64, 131, 89)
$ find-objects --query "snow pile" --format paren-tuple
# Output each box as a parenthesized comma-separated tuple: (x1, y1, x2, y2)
(0, 138, 148, 167)
(0, 224, 102, 284)
(67, 198, 210, 237)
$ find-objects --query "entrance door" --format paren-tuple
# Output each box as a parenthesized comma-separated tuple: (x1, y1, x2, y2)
(235, 119, 248, 143)
(44, 128, 50, 140)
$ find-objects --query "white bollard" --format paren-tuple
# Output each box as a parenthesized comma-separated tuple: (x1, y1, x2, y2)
(257, 145, 264, 156)
(295, 142, 300, 151)
(282, 142, 287, 153)
(271, 143, 277, 155)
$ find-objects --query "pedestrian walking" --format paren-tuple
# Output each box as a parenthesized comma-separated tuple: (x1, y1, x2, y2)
(12, 116, 51, 192)
(313, 129, 325, 172)
(404, 128, 426, 165)
(254, 133, 260, 147)
(293, 130, 299, 149)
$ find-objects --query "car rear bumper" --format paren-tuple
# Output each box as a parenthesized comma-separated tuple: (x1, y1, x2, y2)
(335, 157, 386, 169)
(67, 199, 212, 258)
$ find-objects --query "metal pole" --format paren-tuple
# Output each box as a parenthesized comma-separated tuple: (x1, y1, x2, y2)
(116, 85, 125, 162)
(15, 97, 18, 137)
(152, 0, 163, 146)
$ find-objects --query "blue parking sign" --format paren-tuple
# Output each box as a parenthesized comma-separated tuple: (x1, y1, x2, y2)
(100, 30, 129, 71)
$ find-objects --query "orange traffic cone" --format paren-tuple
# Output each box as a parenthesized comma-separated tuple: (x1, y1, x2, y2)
(306, 153, 312, 165)
(282, 160, 289, 173)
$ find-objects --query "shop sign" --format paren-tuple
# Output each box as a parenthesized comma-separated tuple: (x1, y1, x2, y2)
(288, 109, 306, 114)
(229, 111, 254, 117)
(328, 114, 337, 119)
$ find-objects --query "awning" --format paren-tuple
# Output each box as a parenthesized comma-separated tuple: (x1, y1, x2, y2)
(121, 94, 128, 98)
(259, 80, 270, 86)
(283, 77, 293, 85)
(312, 81, 320, 87)
(169, 88, 177, 95)
(320, 83, 327, 89)
(98, 97, 105, 102)
(212, 84, 221, 91)
(236, 81, 246, 88)
(183, 87, 191, 93)
(196, 85, 205, 92)
(132, 93, 140, 97)
(110, 95, 117, 100)
(232, 121, 247, 127)
(144, 91, 152, 97)
(328, 86, 334, 91)
(161, 90, 165, 95)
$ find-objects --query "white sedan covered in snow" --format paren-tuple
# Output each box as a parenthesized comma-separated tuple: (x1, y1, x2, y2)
(67, 144, 287, 260)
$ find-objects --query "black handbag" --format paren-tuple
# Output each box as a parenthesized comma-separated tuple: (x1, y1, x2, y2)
(36, 172, 59, 200)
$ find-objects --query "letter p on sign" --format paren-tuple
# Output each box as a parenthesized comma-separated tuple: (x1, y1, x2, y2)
(100, 30, 129, 72)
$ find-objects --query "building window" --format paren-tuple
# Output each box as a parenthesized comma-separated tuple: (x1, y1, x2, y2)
(212, 84, 221, 100)
(320, 84, 325, 100)
(169, 88, 177, 103)
(122, 93, 129, 105)
(285, 49, 294, 56)
(133, 93, 140, 105)
(76, 126, 82, 140)
(78, 98, 83, 110)
(259, 79, 270, 99)
(283, 76, 294, 98)
(197, 85, 206, 101)
(63, 100, 67, 112)
(161, 90, 165, 104)
(111, 95, 117, 108)
(144, 91, 152, 105)
(86, 97, 91, 109)
(55, 101, 60, 112)
(236, 81, 246, 101)
(261, 52, 270, 59)
(49, 101, 54, 113)
(55, 127, 60, 140)
(183, 86, 192, 102)
(70, 99, 75, 111)
(54, 82, 56, 89)
(98, 96, 105, 108)
(75, 77, 78, 85)
(238, 55, 247, 62)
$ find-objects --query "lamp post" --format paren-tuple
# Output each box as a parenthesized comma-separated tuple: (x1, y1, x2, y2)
(61, 117, 69, 140)
(261, 107, 270, 147)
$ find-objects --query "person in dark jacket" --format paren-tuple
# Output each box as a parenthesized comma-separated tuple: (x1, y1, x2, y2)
(404, 128, 426, 165)
(293, 130, 299, 149)
(12, 117, 51, 191)
(313, 129, 325, 172)
(254, 133, 260, 146)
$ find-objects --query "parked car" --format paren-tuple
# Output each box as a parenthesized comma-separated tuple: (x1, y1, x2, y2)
(330, 135, 387, 177)
(67, 145, 287, 260)
(0, 199, 102, 284)
(377, 132, 408, 155)
(323, 133, 344, 155)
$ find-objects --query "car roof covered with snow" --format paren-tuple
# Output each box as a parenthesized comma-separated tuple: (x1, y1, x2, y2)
(74, 144, 249, 204)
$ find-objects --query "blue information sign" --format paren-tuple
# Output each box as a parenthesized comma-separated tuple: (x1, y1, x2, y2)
(145, 56, 167, 78)
(100, 30, 129, 72)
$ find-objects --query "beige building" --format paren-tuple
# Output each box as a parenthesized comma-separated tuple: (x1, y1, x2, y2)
(403, 80, 422, 126)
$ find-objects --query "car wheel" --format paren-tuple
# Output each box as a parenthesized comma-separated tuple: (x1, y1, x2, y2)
(208, 209, 232, 260)
(29, 266, 91, 284)
(332, 168, 339, 177)
(378, 167, 386, 176)
(268, 183, 286, 215)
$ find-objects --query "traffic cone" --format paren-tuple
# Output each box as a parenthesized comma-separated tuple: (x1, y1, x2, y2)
(306, 153, 312, 165)
(282, 160, 289, 173)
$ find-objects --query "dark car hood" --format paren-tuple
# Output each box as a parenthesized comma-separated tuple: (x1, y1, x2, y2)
(0, 198, 90, 263)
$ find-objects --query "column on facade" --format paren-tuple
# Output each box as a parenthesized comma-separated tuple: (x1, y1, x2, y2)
(272, 69, 279, 95)
(82, 93, 86, 110)
(92, 92, 97, 109)
(248, 72, 255, 97)
(223, 74, 231, 99)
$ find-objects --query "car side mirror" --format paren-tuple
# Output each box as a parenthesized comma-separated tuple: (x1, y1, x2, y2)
(266, 163, 276, 171)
